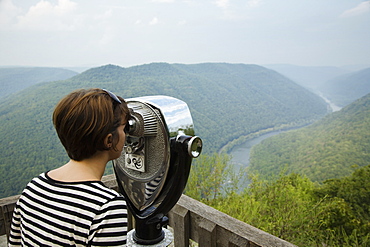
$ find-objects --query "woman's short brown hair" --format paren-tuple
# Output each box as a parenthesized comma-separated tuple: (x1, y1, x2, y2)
(53, 88, 129, 161)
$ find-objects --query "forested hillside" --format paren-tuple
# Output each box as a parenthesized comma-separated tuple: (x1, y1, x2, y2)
(188, 153, 370, 246)
(0, 63, 328, 197)
(249, 92, 370, 182)
(321, 67, 370, 107)
(0, 67, 78, 100)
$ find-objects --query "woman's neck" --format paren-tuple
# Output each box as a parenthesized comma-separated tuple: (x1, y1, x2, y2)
(48, 152, 109, 182)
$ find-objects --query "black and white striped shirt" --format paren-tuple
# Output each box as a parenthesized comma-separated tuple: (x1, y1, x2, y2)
(8, 172, 128, 246)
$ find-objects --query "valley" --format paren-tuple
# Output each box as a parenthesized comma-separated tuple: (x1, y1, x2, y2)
(0, 62, 330, 197)
(1, 62, 369, 246)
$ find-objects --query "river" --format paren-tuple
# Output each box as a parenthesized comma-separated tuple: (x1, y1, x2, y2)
(228, 95, 342, 173)
(317, 92, 342, 112)
(228, 130, 284, 172)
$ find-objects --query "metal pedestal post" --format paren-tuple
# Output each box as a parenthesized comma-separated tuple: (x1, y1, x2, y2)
(126, 228, 173, 247)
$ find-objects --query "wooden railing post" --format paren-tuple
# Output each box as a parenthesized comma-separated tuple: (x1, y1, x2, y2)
(168, 204, 190, 247)
(0, 195, 19, 241)
(198, 219, 217, 247)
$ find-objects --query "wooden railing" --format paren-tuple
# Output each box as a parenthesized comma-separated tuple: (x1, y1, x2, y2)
(0, 174, 296, 247)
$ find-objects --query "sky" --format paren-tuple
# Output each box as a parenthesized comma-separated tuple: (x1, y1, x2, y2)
(0, 0, 369, 68)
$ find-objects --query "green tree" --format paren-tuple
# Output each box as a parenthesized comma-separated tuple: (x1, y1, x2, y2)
(185, 153, 246, 202)
(313, 165, 370, 245)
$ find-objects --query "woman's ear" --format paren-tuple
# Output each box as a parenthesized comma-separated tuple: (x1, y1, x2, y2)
(104, 133, 113, 149)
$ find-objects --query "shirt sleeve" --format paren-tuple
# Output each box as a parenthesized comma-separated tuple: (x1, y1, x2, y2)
(8, 200, 22, 246)
(89, 196, 128, 247)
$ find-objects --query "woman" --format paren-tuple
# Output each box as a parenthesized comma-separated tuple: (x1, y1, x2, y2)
(8, 88, 130, 246)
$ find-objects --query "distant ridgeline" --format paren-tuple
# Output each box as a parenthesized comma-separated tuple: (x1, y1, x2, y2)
(0, 67, 78, 100)
(0, 63, 328, 197)
(249, 92, 370, 183)
(264, 65, 370, 108)
(321, 67, 370, 107)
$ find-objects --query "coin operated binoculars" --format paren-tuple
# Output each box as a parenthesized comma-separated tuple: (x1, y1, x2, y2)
(113, 96, 202, 246)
